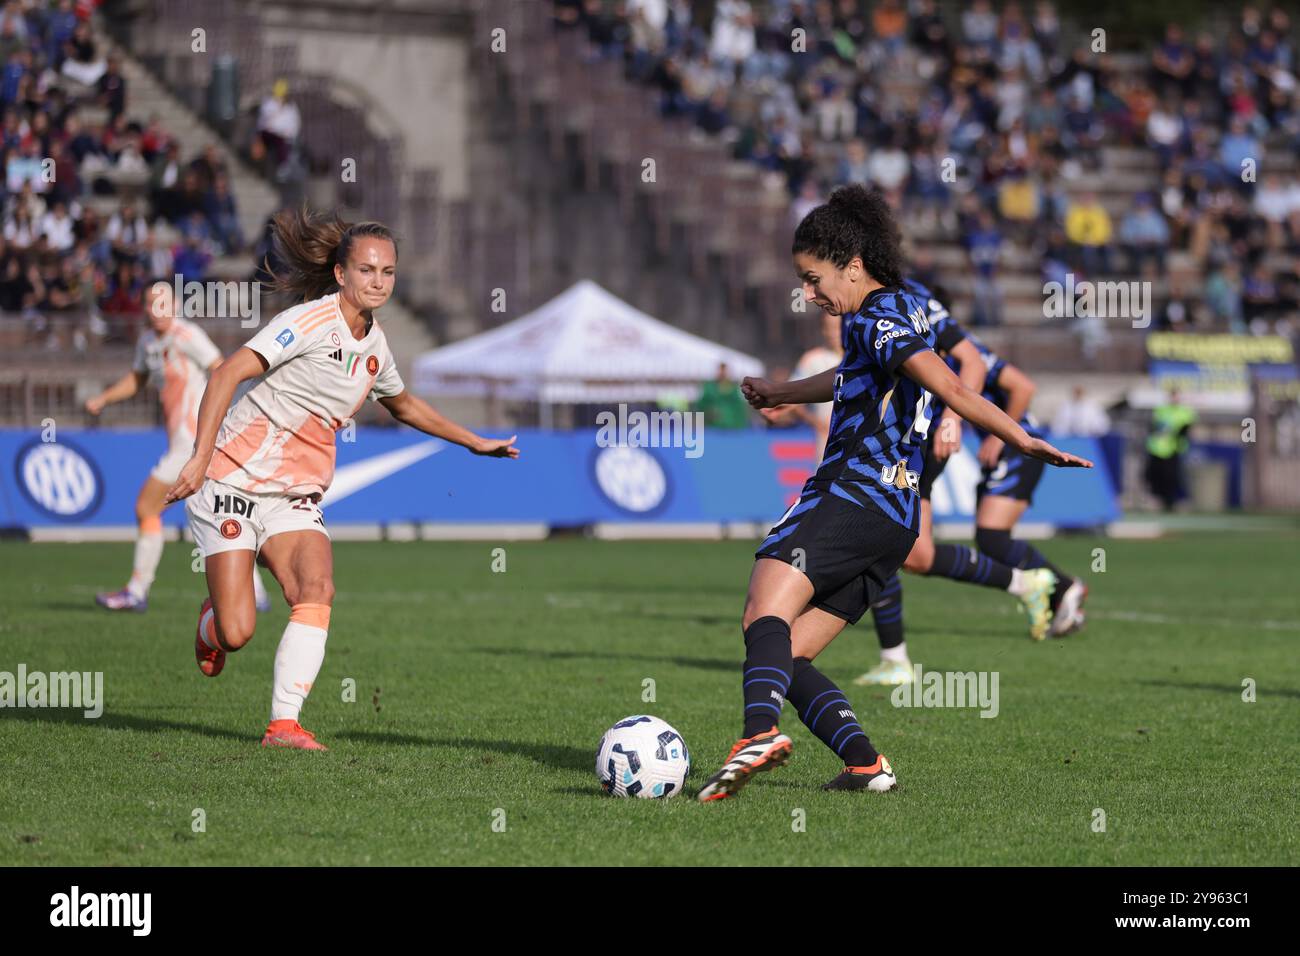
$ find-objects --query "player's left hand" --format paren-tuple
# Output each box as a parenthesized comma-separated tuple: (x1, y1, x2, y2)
(758, 404, 796, 424)
(977, 434, 1005, 468)
(472, 435, 520, 459)
(1021, 437, 1093, 469)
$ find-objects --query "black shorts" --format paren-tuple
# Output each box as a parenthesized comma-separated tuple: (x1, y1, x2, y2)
(976, 445, 1045, 502)
(756, 485, 918, 625)
(918, 441, 947, 500)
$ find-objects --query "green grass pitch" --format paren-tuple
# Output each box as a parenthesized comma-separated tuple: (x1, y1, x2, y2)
(1, 531, 1297, 866)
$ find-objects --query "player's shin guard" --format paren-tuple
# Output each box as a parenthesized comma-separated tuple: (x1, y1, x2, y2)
(869, 574, 905, 655)
(925, 543, 1013, 589)
(127, 515, 164, 600)
(975, 528, 1074, 596)
(788, 657, 877, 767)
(270, 603, 330, 722)
(741, 616, 792, 739)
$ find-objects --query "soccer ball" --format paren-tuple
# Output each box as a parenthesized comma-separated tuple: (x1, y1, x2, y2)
(596, 715, 690, 798)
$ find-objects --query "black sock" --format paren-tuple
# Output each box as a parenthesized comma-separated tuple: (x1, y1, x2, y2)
(975, 527, 1075, 609)
(787, 657, 878, 767)
(927, 543, 1013, 589)
(741, 616, 792, 739)
(869, 574, 905, 650)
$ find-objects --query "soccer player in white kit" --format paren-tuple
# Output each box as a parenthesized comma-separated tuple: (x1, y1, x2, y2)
(86, 280, 271, 612)
(163, 209, 519, 750)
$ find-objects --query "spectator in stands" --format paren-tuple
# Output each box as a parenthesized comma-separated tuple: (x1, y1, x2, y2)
(962, 0, 999, 58)
(96, 55, 126, 119)
(1118, 193, 1171, 276)
(871, 0, 908, 62)
(99, 259, 144, 320)
(172, 219, 211, 282)
(710, 1, 756, 70)
(3, 203, 35, 248)
(1154, 277, 1194, 331)
(61, 21, 103, 88)
(1151, 23, 1194, 100)
(0, 246, 32, 312)
(45, 1, 78, 68)
(1064, 190, 1113, 275)
(149, 140, 184, 220)
(106, 200, 148, 265)
(1204, 261, 1245, 332)
(1051, 385, 1111, 437)
(255, 78, 300, 174)
(41, 199, 75, 252)
(965, 207, 1004, 326)
(204, 172, 242, 254)
(865, 128, 908, 198)
(625, 0, 668, 70)
(1218, 115, 1259, 182)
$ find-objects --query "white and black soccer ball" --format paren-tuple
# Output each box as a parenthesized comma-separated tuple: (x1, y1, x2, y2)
(596, 715, 690, 798)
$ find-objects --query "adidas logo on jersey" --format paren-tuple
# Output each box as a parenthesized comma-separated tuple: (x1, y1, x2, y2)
(329, 349, 342, 362)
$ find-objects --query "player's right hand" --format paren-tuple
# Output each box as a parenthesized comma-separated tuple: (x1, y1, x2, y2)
(931, 412, 962, 460)
(163, 455, 207, 504)
(472, 435, 520, 459)
(85, 396, 105, 416)
(1021, 438, 1093, 469)
(741, 377, 782, 409)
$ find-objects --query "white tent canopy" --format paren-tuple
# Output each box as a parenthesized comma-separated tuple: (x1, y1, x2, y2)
(410, 280, 764, 403)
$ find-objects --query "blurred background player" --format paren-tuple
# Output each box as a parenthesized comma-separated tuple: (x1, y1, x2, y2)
(761, 310, 842, 454)
(856, 280, 1059, 686)
(164, 209, 519, 752)
(964, 334, 1088, 636)
(85, 279, 271, 613)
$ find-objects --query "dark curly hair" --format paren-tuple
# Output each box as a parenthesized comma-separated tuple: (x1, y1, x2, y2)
(792, 183, 904, 289)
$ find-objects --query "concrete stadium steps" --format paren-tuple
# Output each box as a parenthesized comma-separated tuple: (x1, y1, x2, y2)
(97, 34, 280, 261)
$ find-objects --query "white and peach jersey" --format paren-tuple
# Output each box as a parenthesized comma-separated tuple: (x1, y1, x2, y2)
(133, 317, 222, 443)
(207, 292, 405, 497)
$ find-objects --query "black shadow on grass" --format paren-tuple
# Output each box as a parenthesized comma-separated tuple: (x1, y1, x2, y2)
(1138, 679, 1300, 700)
(0, 706, 251, 741)
(469, 646, 735, 672)
(333, 730, 593, 772)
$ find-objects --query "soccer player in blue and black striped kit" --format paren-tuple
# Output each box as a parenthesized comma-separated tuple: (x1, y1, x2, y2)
(697, 185, 1092, 801)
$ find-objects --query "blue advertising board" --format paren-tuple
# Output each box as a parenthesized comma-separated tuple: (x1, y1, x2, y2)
(0, 427, 1118, 531)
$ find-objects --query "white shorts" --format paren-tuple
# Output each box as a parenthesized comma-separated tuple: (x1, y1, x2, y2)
(186, 477, 329, 557)
(150, 434, 194, 484)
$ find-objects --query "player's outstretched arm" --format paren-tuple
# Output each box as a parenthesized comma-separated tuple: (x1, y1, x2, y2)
(85, 370, 146, 415)
(742, 368, 836, 409)
(901, 351, 1092, 469)
(977, 362, 1037, 467)
(163, 346, 269, 504)
(378, 391, 520, 459)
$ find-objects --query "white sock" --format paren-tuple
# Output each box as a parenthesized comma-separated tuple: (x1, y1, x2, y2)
(881, 643, 909, 665)
(127, 532, 164, 599)
(270, 620, 328, 722)
(1008, 568, 1028, 597)
(198, 605, 218, 650)
(253, 567, 269, 604)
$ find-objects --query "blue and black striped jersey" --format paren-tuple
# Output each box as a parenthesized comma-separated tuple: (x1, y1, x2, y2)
(902, 278, 965, 422)
(811, 286, 938, 531)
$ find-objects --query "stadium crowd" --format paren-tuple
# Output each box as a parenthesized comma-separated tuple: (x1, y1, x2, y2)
(555, 0, 1300, 337)
(0, 0, 244, 350)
